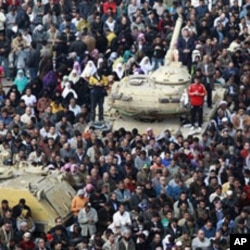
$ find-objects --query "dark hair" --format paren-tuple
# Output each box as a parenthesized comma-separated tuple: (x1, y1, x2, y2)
(19, 198, 26, 204)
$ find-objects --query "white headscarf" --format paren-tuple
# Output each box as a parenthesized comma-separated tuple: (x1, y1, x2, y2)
(61, 75, 69, 89)
(62, 82, 78, 99)
(81, 60, 97, 78)
(68, 69, 80, 84)
(140, 56, 153, 75)
(113, 63, 124, 80)
(97, 57, 104, 69)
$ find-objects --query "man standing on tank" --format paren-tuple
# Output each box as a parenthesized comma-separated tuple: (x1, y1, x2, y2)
(188, 76, 207, 133)
(178, 28, 195, 72)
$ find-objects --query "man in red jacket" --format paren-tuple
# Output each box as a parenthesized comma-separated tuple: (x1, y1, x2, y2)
(103, 0, 117, 14)
(188, 76, 207, 132)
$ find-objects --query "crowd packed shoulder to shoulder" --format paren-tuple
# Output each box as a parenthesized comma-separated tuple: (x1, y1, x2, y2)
(0, 0, 249, 249)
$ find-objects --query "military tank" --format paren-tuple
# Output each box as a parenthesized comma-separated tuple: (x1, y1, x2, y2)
(110, 15, 191, 120)
(0, 161, 76, 232)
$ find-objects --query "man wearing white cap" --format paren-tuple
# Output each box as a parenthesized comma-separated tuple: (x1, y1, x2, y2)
(222, 189, 238, 216)
(20, 232, 35, 249)
(78, 203, 98, 237)
(217, 101, 231, 119)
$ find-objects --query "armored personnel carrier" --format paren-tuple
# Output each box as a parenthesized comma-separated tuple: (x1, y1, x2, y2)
(110, 15, 191, 120)
(0, 162, 76, 232)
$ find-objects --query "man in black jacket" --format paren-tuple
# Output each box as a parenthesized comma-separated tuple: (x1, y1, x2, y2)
(26, 41, 40, 80)
(12, 199, 31, 219)
(15, 4, 30, 30)
(165, 218, 182, 241)
(68, 33, 87, 61)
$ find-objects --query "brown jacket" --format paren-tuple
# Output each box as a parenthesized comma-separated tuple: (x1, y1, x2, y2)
(0, 226, 14, 247)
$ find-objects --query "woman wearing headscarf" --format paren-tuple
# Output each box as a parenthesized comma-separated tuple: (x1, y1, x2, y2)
(73, 77, 90, 107)
(97, 58, 111, 77)
(139, 56, 153, 75)
(81, 60, 97, 78)
(123, 45, 136, 63)
(14, 70, 28, 94)
(112, 62, 125, 81)
(97, 57, 104, 70)
(72, 61, 82, 76)
(60, 75, 69, 91)
(108, 51, 118, 68)
(68, 69, 80, 85)
(62, 81, 78, 103)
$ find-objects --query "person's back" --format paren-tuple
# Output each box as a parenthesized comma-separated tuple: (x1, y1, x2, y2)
(16, 4, 30, 30)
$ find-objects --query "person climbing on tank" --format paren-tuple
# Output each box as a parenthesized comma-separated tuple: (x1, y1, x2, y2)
(12, 198, 31, 219)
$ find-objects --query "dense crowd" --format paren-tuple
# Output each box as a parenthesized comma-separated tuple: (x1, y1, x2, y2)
(0, 0, 249, 249)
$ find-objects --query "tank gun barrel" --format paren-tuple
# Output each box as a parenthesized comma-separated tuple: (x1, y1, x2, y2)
(164, 15, 183, 65)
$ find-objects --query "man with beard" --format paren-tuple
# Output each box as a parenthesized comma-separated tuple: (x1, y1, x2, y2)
(0, 220, 14, 248)
(117, 228, 136, 250)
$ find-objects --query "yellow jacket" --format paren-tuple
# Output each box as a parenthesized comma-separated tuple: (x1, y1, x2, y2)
(77, 20, 90, 32)
(106, 32, 116, 48)
(50, 101, 64, 114)
(89, 75, 108, 87)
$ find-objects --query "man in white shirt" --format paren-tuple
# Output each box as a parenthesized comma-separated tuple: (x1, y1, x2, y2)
(69, 98, 81, 117)
(209, 185, 225, 203)
(112, 204, 132, 230)
(22, 28, 32, 47)
(21, 88, 37, 114)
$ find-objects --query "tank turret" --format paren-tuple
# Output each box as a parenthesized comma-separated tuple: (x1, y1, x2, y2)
(110, 15, 191, 119)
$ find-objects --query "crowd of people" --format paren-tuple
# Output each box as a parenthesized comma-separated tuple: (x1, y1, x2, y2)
(0, 0, 249, 249)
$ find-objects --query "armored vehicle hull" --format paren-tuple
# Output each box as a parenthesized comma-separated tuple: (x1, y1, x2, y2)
(0, 164, 76, 232)
(110, 65, 191, 119)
